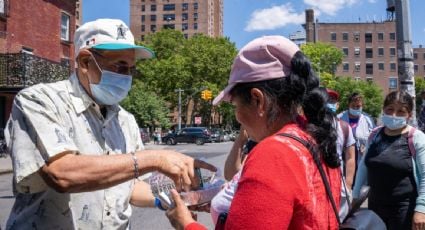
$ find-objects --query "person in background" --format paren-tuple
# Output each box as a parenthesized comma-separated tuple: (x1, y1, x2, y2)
(166, 35, 341, 229)
(418, 90, 425, 132)
(4, 18, 214, 230)
(326, 88, 356, 221)
(353, 91, 425, 230)
(338, 92, 375, 174)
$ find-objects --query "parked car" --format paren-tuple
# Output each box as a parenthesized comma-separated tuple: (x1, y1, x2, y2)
(210, 129, 225, 143)
(140, 128, 151, 144)
(162, 127, 211, 145)
(229, 130, 240, 141)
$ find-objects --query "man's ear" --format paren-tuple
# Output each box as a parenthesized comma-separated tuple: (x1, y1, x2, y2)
(76, 49, 92, 74)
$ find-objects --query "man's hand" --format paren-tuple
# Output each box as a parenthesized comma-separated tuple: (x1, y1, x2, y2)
(412, 211, 425, 230)
(166, 189, 196, 230)
(151, 151, 217, 192)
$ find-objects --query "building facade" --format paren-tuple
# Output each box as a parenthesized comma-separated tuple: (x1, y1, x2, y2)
(304, 9, 424, 95)
(130, 0, 223, 41)
(289, 30, 306, 47)
(0, 0, 78, 127)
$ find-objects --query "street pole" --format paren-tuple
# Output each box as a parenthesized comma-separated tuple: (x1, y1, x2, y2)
(395, 0, 416, 125)
(175, 88, 184, 131)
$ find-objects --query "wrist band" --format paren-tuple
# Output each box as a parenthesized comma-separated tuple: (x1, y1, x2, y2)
(130, 151, 140, 179)
(155, 197, 167, 211)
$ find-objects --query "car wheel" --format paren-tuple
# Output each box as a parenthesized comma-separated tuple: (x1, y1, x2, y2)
(166, 138, 175, 145)
(195, 138, 204, 145)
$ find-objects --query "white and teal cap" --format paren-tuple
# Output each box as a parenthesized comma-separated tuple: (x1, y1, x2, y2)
(74, 18, 154, 59)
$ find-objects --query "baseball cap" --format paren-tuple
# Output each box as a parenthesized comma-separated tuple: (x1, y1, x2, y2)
(213, 35, 300, 105)
(326, 88, 340, 101)
(74, 18, 154, 60)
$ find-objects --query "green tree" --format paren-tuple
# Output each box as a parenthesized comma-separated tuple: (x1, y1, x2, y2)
(301, 42, 344, 77)
(415, 77, 425, 113)
(120, 80, 171, 130)
(331, 77, 383, 118)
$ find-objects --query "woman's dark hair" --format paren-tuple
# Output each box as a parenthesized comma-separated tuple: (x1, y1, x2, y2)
(229, 51, 340, 168)
(383, 91, 414, 113)
(348, 92, 363, 104)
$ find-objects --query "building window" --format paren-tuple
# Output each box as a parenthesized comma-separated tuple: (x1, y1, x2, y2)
(365, 33, 372, 43)
(163, 14, 175, 21)
(182, 3, 188, 11)
(389, 32, 396, 41)
(194, 13, 198, 21)
(60, 13, 70, 41)
(163, 24, 175, 29)
(141, 15, 145, 22)
(354, 76, 361, 81)
(150, 24, 156, 32)
(184, 34, 188, 39)
(378, 47, 384, 56)
(414, 53, 418, 60)
(343, 63, 349, 72)
(342, 32, 348, 41)
(141, 25, 145, 32)
(423, 64, 425, 71)
(366, 77, 373, 83)
(353, 32, 360, 42)
(331, 32, 336, 41)
(354, 47, 360, 57)
(141, 35, 145, 41)
(141, 5, 145, 12)
(151, 4, 156, 11)
(415, 64, 418, 72)
(182, 23, 188, 31)
(378, 62, 384, 70)
(390, 62, 397, 71)
(342, 47, 348, 56)
(378, 32, 384, 41)
(194, 23, 198, 30)
(389, 78, 398, 89)
(390, 47, 396, 56)
(150, 15, 156, 22)
(193, 2, 198, 10)
(164, 4, 175, 11)
(355, 62, 361, 72)
(423, 53, 425, 60)
(366, 63, 373, 75)
(365, 48, 373, 58)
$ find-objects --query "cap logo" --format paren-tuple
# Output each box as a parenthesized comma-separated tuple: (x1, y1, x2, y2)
(116, 24, 128, 40)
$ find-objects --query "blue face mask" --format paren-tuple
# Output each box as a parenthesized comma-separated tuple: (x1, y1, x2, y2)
(89, 57, 132, 105)
(326, 103, 337, 113)
(349, 108, 362, 117)
(381, 114, 407, 130)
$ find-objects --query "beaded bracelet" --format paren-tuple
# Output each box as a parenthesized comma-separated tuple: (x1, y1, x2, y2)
(130, 151, 140, 179)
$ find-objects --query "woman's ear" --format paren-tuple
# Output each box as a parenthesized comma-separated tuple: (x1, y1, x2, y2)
(250, 88, 266, 116)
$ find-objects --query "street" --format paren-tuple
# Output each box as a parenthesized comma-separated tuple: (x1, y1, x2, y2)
(0, 141, 232, 230)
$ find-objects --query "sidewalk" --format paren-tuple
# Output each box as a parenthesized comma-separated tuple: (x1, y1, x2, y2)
(0, 143, 166, 175)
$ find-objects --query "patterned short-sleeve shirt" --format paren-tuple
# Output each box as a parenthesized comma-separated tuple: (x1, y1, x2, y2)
(5, 74, 145, 230)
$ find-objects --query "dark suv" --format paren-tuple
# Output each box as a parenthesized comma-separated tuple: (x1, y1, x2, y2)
(162, 127, 211, 145)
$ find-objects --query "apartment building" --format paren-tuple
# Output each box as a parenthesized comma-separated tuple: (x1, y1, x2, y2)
(304, 9, 424, 94)
(130, 0, 223, 41)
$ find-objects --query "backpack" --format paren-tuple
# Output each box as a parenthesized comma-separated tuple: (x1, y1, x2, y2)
(367, 125, 417, 157)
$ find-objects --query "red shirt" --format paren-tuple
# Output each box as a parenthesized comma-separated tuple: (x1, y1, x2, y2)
(187, 124, 341, 230)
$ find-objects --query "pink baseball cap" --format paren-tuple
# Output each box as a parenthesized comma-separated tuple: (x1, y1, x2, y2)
(213, 35, 300, 105)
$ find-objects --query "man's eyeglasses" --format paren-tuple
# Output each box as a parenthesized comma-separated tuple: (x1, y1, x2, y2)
(90, 49, 137, 76)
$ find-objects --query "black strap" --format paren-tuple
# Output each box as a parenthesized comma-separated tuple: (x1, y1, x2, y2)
(277, 133, 341, 225)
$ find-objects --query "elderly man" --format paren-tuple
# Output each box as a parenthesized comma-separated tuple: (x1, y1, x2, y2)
(5, 19, 214, 229)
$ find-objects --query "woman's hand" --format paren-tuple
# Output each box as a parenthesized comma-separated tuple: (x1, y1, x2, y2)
(412, 212, 425, 230)
(166, 189, 196, 230)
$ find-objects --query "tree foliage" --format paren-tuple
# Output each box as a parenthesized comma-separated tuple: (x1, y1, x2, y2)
(301, 42, 344, 75)
(415, 77, 425, 113)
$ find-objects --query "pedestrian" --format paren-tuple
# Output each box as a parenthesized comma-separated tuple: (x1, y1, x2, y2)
(338, 92, 375, 173)
(326, 88, 356, 221)
(353, 91, 425, 230)
(166, 35, 341, 229)
(4, 18, 215, 230)
(418, 90, 425, 132)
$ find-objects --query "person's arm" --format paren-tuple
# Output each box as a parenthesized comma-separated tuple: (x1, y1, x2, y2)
(344, 145, 356, 189)
(224, 128, 248, 180)
(40, 150, 216, 193)
(412, 131, 425, 229)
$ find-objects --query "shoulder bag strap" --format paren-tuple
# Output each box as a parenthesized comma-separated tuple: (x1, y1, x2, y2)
(408, 126, 416, 157)
(277, 133, 341, 225)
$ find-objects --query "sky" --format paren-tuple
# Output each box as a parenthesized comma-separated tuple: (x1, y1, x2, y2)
(83, 0, 425, 49)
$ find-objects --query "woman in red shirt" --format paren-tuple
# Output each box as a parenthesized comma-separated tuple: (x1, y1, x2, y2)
(166, 35, 341, 230)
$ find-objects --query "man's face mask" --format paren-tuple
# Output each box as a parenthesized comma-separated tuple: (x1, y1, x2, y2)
(88, 54, 132, 105)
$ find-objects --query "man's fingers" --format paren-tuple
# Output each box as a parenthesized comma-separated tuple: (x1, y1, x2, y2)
(170, 189, 184, 206)
(181, 167, 192, 191)
(194, 159, 217, 172)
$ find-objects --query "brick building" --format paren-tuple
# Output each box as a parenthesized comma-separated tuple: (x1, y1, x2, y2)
(0, 0, 78, 127)
(304, 9, 424, 95)
(130, 0, 223, 41)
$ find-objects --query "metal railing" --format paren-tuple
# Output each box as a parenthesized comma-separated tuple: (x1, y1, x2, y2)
(0, 53, 69, 89)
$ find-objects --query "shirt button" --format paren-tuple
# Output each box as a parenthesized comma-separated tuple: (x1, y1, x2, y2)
(106, 211, 111, 216)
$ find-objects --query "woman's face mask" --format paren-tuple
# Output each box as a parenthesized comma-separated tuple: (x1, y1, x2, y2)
(381, 114, 407, 130)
